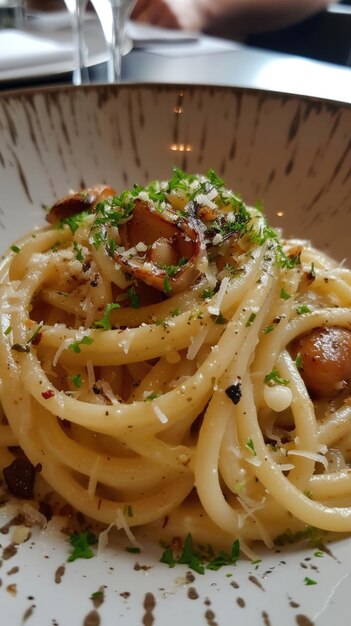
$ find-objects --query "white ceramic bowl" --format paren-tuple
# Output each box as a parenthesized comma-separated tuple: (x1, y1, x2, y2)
(0, 84, 350, 626)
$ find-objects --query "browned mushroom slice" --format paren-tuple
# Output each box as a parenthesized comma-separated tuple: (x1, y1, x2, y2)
(46, 184, 116, 224)
(114, 200, 206, 294)
(289, 326, 351, 398)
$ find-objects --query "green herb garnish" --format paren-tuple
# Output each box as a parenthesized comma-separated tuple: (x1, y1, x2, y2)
(304, 577, 317, 586)
(245, 312, 257, 327)
(71, 374, 83, 388)
(296, 304, 311, 315)
(245, 438, 256, 456)
(59, 210, 90, 234)
(73, 241, 84, 263)
(68, 336, 94, 353)
(123, 505, 134, 518)
(280, 287, 291, 300)
(93, 303, 121, 331)
(294, 353, 303, 369)
(128, 286, 140, 309)
(67, 531, 98, 562)
(264, 369, 289, 386)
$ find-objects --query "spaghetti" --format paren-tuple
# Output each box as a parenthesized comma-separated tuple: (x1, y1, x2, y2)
(1, 169, 351, 554)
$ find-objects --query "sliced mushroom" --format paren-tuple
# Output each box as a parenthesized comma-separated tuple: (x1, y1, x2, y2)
(46, 184, 116, 224)
(289, 326, 351, 398)
(112, 200, 206, 294)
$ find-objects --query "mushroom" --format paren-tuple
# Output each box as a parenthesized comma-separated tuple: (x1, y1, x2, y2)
(111, 200, 206, 294)
(289, 326, 351, 398)
(46, 184, 116, 224)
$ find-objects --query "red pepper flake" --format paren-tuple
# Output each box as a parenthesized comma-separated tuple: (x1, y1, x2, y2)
(41, 390, 55, 400)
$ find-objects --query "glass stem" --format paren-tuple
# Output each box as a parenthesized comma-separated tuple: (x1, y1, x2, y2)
(72, 0, 89, 85)
(108, 0, 132, 83)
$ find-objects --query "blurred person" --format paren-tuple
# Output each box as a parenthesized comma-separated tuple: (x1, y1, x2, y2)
(131, 0, 334, 41)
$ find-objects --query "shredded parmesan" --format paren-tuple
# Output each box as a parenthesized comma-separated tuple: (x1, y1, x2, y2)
(186, 326, 209, 360)
(87, 456, 101, 498)
(207, 276, 230, 316)
(246, 456, 262, 467)
(287, 449, 328, 470)
(12, 526, 30, 544)
(115, 509, 142, 549)
(195, 193, 217, 209)
(98, 522, 114, 554)
(119, 331, 135, 354)
(87, 359, 95, 390)
(153, 405, 169, 424)
(100, 380, 120, 405)
(52, 337, 73, 367)
(21, 502, 47, 528)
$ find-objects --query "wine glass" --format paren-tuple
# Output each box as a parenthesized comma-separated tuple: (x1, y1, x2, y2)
(62, 0, 89, 85)
(91, 0, 137, 83)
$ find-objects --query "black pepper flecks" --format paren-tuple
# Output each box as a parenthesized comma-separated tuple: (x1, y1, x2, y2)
(225, 380, 242, 405)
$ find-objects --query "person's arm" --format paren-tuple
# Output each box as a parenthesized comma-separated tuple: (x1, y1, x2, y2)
(132, 0, 334, 38)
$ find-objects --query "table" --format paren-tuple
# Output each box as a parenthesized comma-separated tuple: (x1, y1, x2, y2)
(0, 18, 350, 105)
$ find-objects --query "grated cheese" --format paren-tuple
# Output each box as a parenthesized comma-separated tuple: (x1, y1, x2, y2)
(87, 360, 95, 390)
(186, 326, 209, 360)
(153, 405, 169, 424)
(118, 331, 135, 355)
(287, 449, 328, 470)
(207, 276, 230, 316)
(97, 522, 114, 554)
(53, 337, 75, 367)
(87, 456, 101, 498)
(195, 193, 217, 209)
(115, 509, 142, 549)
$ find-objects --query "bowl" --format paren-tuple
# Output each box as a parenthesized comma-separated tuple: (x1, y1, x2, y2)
(0, 83, 350, 626)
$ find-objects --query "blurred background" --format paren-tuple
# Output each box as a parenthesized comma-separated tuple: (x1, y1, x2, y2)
(22, 0, 351, 67)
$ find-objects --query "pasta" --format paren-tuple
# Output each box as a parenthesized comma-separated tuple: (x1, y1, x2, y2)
(1, 168, 351, 555)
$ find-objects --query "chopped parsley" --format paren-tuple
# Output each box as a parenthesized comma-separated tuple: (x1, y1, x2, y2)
(264, 369, 289, 386)
(274, 526, 327, 548)
(280, 287, 291, 300)
(4, 325, 12, 336)
(294, 353, 303, 369)
(10, 245, 20, 254)
(68, 336, 94, 353)
(59, 210, 90, 234)
(123, 505, 134, 518)
(313, 550, 324, 558)
(163, 273, 171, 294)
(245, 312, 257, 327)
(73, 241, 84, 263)
(128, 286, 140, 309)
(201, 289, 214, 300)
(71, 374, 83, 388)
(159, 258, 188, 294)
(171, 306, 180, 317)
(263, 325, 274, 334)
(144, 392, 160, 402)
(27, 324, 43, 345)
(207, 540, 240, 571)
(93, 303, 121, 331)
(309, 262, 316, 280)
(67, 530, 98, 562)
(245, 438, 256, 456)
(296, 304, 311, 315)
(304, 577, 317, 586)
(160, 534, 240, 574)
